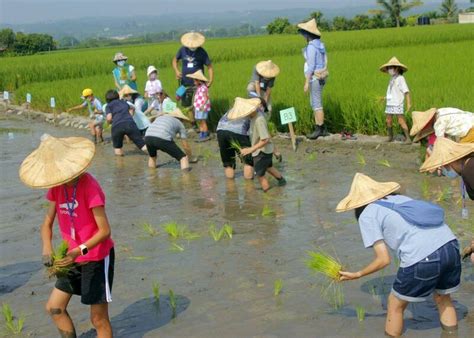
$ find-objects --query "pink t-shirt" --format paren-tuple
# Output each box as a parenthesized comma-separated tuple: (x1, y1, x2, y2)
(46, 173, 114, 262)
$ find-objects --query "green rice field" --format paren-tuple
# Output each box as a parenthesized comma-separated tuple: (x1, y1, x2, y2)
(1, 24, 473, 134)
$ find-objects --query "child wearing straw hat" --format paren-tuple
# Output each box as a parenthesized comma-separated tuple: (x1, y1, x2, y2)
(380, 57, 412, 143)
(105, 88, 147, 156)
(67, 88, 104, 144)
(172, 32, 213, 108)
(144, 109, 197, 170)
(19, 134, 114, 338)
(336, 173, 460, 337)
(247, 60, 280, 114)
(112, 52, 137, 91)
(187, 69, 211, 142)
(229, 97, 286, 192)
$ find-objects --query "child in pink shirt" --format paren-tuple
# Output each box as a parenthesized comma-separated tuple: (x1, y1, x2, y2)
(187, 70, 211, 142)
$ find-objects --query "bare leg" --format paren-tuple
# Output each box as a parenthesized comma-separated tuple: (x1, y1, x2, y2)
(397, 116, 408, 130)
(148, 156, 157, 168)
(96, 127, 104, 143)
(200, 120, 208, 133)
(433, 293, 458, 329)
(315, 109, 324, 126)
(257, 175, 270, 192)
(90, 303, 112, 338)
(88, 122, 96, 136)
(45, 288, 76, 338)
(385, 293, 408, 337)
(267, 167, 283, 180)
(243, 165, 254, 180)
(386, 114, 393, 127)
(224, 167, 235, 179)
(141, 145, 148, 154)
(180, 155, 190, 170)
(114, 148, 124, 156)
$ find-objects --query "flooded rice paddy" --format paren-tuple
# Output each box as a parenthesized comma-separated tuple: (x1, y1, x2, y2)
(1, 117, 473, 337)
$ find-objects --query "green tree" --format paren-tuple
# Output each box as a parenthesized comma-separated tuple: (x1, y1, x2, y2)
(266, 17, 291, 34)
(308, 11, 331, 31)
(440, 0, 458, 19)
(370, 0, 424, 27)
(0, 28, 16, 50)
(332, 16, 353, 31)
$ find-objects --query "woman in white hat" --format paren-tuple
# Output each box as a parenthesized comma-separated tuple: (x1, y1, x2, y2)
(112, 52, 137, 91)
(19, 135, 115, 338)
(144, 109, 197, 170)
(380, 56, 412, 143)
(337, 173, 460, 337)
(172, 32, 213, 107)
(298, 18, 329, 140)
(246, 60, 280, 114)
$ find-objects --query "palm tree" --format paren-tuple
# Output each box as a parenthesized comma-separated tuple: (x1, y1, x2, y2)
(440, 0, 458, 19)
(370, 0, 424, 27)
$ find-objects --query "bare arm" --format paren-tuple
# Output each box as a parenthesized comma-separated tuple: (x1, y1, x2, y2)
(264, 87, 272, 104)
(66, 104, 85, 113)
(172, 57, 182, 79)
(41, 202, 56, 257)
(339, 240, 391, 281)
(255, 81, 261, 97)
(130, 70, 137, 82)
(240, 138, 269, 156)
(181, 139, 193, 157)
(106, 113, 112, 123)
(207, 64, 214, 87)
(405, 92, 412, 112)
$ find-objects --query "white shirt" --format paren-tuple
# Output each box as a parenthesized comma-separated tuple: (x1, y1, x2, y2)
(145, 80, 163, 96)
(434, 107, 474, 138)
(386, 75, 409, 106)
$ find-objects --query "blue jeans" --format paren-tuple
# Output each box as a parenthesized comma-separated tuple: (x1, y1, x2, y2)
(392, 240, 461, 302)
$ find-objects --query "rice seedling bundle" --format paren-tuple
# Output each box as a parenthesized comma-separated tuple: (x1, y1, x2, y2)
(306, 251, 342, 281)
(47, 240, 70, 278)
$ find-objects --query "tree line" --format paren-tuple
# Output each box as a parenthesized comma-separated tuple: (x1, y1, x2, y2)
(0, 29, 56, 55)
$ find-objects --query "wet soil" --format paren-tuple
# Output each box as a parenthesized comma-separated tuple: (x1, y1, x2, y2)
(1, 116, 473, 337)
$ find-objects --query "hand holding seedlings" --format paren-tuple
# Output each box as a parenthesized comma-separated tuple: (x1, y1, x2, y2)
(55, 247, 80, 267)
(339, 271, 362, 281)
(239, 147, 252, 157)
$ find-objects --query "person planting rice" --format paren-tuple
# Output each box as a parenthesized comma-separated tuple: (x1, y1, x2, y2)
(112, 52, 137, 91)
(229, 97, 286, 192)
(379, 57, 412, 143)
(186, 70, 211, 142)
(246, 60, 279, 114)
(172, 32, 213, 108)
(120, 85, 150, 136)
(298, 18, 329, 140)
(336, 173, 461, 337)
(216, 97, 257, 180)
(144, 109, 197, 170)
(66, 88, 104, 144)
(105, 89, 147, 156)
(19, 134, 114, 338)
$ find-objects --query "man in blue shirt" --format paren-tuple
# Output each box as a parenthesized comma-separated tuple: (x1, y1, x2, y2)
(172, 32, 214, 107)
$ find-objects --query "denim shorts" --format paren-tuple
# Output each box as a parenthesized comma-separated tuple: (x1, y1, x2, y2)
(392, 240, 461, 302)
(194, 109, 209, 120)
(310, 77, 325, 111)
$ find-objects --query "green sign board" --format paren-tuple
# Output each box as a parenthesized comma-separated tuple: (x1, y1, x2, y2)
(163, 101, 177, 113)
(279, 107, 297, 125)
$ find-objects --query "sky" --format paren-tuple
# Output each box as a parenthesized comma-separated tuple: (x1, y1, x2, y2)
(1, 0, 469, 24)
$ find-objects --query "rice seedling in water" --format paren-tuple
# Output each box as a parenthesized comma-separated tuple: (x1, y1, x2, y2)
(356, 151, 366, 166)
(308, 153, 317, 161)
(356, 305, 366, 322)
(142, 222, 159, 237)
(274, 279, 283, 296)
(436, 186, 452, 202)
(47, 240, 70, 278)
(223, 224, 233, 239)
(261, 205, 275, 217)
(209, 223, 233, 241)
(297, 197, 302, 210)
(320, 281, 345, 310)
(377, 159, 391, 168)
(306, 251, 342, 281)
(421, 178, 430, 200)
(169, 243, 185, 252)
(128, 256, 149, 261)
(2, 303, 24, 335)
(152, 282, 160, 303)
(169, 289, 177, 318)
(162, 222, 199, 240)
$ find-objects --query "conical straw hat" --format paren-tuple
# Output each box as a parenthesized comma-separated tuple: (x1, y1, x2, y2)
(113, 52, 128, 62)
(181, 32, 205, 49)
(336, 173, 400, 212)
(227, 97, 261, 121)
(256, 60, 280, 78)
(168, 108, 190, 122)
(186, 69, 208, 82)
(410, 108, 437, 137)
(119, 84, 138, 97)
(19, 134, 95, 189)
(297, 18, 322, 37)
(420, 137, 474, 172)
(380, 57, 408, 73)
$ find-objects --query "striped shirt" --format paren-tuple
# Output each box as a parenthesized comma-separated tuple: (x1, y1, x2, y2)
(145, 115, 187, 141)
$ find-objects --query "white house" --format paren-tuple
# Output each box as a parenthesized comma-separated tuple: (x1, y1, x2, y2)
(459, 12, 474, 24)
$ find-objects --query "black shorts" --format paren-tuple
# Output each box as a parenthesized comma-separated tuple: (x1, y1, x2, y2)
(145, 136, 186, 161)
(217, 130, 253, 168)
(111, 121, 145, 149)
(181, 85, 195, 108)
(254, 152, 273, 177)
(55, 248, 115, 305)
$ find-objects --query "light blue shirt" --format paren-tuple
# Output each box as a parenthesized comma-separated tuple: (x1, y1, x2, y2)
(303, 39, 326, 77)
(358, 195, 456, 268)
(130, 98, 150, 131)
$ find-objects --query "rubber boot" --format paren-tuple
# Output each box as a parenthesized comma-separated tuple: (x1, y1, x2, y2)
(320, 124, 329, 137)
(387, 127, 393, 142)
(402, 128, 412, 144)
(307, 125, 322, 140)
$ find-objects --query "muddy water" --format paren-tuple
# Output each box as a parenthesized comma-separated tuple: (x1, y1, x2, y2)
(1, 117, 473, 338)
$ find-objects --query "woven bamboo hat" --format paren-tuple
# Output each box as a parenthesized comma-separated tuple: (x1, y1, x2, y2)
(186, 69, 208, 82)
(420, 137, 474, 172)
(297, 18, 322, 37)
(169, 108, 190, 122)
(256, 60, 280, 78)
(380, 57, 408, 73)
(119, 85, 138, 98)
(113, 52, 128, 62)
(181, 32, 205, 49)
(19, 134, 95, 189)
(336, 173, 400, 212)
(410, 108, 437, 137)
(227, 97, 261, 120)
